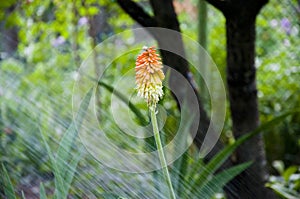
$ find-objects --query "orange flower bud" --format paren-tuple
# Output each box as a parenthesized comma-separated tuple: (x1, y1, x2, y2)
(135, 46, 165, 109)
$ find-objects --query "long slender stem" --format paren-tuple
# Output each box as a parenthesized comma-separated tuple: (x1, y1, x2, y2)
(150, 108, 176, 199)
(198, 0, 209, 104)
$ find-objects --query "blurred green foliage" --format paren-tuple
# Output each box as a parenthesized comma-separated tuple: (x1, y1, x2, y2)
(257, 0, 300, 167)
(0, 0, 299, 198)
(267, 160, 300, 198)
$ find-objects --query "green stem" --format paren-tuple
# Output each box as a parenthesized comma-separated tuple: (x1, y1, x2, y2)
(150, 108, 176, 199)
(198, 0, 207, 50)
(198, 0, 209, 106)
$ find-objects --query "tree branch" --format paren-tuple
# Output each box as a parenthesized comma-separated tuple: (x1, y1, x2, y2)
(149, 0, 180, 30)
(206, 0, 268, 17)
(116, 0, 157, 27)
(205, 0, 229, 12)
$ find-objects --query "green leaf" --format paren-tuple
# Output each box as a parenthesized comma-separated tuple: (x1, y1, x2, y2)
(195, 162, 252, 199)
(175, 151, 190, 198)
(40, 130, 64, 199)
(87, 6, 99, 15)
(98, 193, 126, 198)
(0, 0, 17, 9)
(5, 11, 21, 28)
(172, 102, 195, 195)
(283, 166, 298, 182)
(152, 169, 163, 198)
(63, 149, 82, 193)
(186, 111, 298, 196)
(87, 76, 148, 125)
(52, 88, 92, 198)
(98, 81, 148, 125)
(21, 191, 26, 199)
(184, 156, 205, 182)
(266, 183, 300, 199)
(272, 160, 285, 175)
(40, 183, 47, 199)
(1, 164, 17, 199)
(56, 88, 92, 176)
(98, 81, 157, 162)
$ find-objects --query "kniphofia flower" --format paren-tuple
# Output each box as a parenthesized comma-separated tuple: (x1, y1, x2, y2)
(136, 46, 176, 198)
(135, 46, 165, 109)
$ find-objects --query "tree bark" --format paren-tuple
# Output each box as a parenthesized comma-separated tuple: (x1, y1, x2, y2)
(205, 0, 277, 198)
(224, 13, 275, 199)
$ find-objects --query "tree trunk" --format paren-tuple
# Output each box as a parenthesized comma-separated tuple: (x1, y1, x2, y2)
(224, 9, 277, 199)
(204, 0, 277, 197)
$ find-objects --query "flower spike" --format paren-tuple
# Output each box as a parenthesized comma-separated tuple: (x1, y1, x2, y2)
(135, 46, 165, 109)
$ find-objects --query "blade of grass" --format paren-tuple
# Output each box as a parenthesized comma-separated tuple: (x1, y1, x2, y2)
(21, 191, 26, 199)
(85, 75, 148, 125)
(1, 164, 17, 199)
(186, 111, 298, 196)
(40, 183, 47, 199)
(195, 162, 252, 199)
(55, 88, 92, 198)
(175, 151, 190, 198)
(56, 88, 93, 175)
(63, 149, 82, 193)
(266, 183, 299, 199)
(172, 102, 195, 194)
(98, 81, 148, 125)
(184, 156, 204, 183)
(98, 81, 157, 169)
(40, 130, 64, 199)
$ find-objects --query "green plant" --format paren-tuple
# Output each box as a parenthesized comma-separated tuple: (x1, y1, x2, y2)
(171, 111, 298, 198)
(135, 46, 176, 198)
(0, 1, 299, 198)
(1, 86, 298, 199)
(267, 160, 300, 199)
(1, 88, 92, 199)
